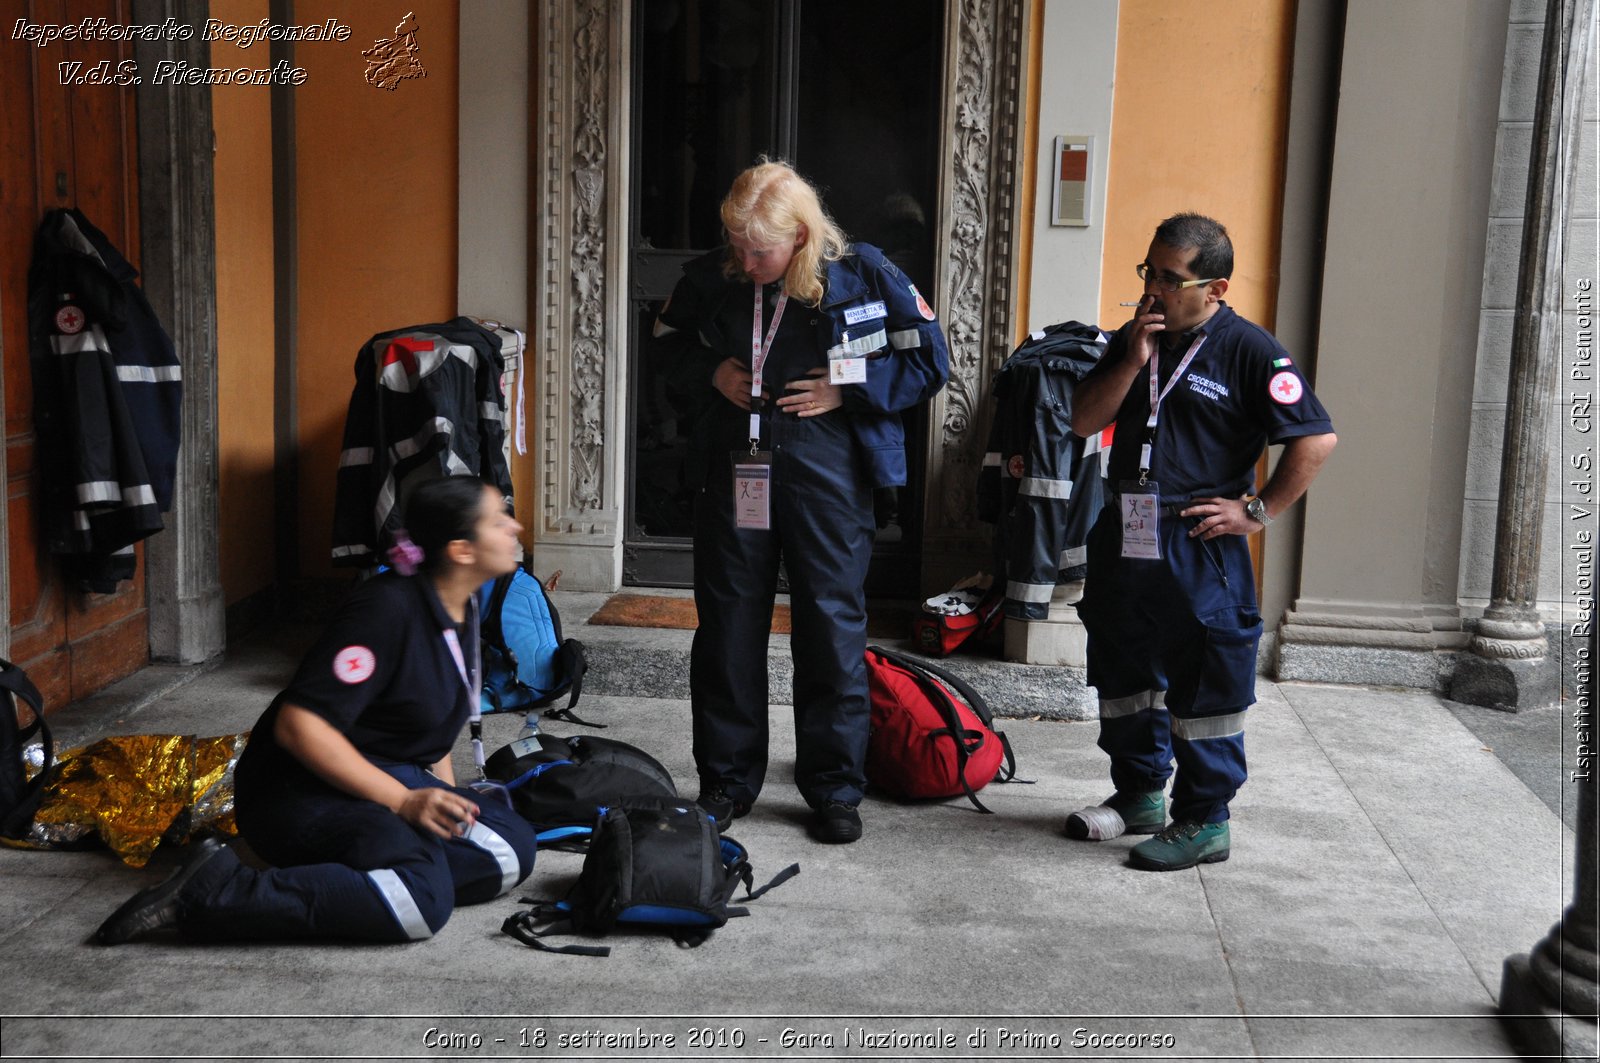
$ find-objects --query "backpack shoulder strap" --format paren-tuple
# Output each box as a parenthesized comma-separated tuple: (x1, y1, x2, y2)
(532, 563, 564, 639)
(867, 645, 1027, 786)
(540, 638, 600, 725)
(743, 862, 800, 901)
(500, 910, 609, 957)
(904, 654, 1027, 785)
(871, 645, 994, 727)
(481, 572, 516, 651)
(867, 646, 993, 813)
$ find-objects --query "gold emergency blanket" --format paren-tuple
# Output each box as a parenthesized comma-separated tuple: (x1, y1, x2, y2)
(5, 733, 245, 866)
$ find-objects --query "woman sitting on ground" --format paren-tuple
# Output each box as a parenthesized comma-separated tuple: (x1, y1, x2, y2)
(95, 475, 537, 945)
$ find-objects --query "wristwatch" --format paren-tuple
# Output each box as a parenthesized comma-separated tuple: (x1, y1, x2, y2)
(1244, 496, 1273, 527)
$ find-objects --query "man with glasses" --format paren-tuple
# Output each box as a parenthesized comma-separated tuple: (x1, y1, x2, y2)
(1064, 213, 1336, 871)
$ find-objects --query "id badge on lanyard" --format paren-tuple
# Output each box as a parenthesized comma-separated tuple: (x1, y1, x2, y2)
(828, 330, 867, 385)
(734, 451, 772, 530)
(746, 285, 787, 453)
(1118, 479, 1162, 560)
(1123, 330, 1208, 560)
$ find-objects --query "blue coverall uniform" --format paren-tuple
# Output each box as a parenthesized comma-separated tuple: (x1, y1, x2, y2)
(176, 572, 537, 942)
(1075, 304, 1333, 824)
(656, 245, 948, 810)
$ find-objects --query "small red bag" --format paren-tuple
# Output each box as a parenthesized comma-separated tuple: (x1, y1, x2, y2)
(910, 587, 1004, 656)
(864, 645, 1018, 813)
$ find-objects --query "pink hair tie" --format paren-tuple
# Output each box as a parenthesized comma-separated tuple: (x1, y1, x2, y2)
(386, 531, 424, 576)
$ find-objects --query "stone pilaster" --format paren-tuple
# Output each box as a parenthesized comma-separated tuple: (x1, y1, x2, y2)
(530, 0, 627, 591)
(921, 0, 1026, 593)
(1451, 0, 1593, 712)
(134, 0, 225, 663)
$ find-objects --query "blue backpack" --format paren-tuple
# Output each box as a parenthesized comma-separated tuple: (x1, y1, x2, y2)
(478, 561, 590, 724)
(500, 798, 799, 954)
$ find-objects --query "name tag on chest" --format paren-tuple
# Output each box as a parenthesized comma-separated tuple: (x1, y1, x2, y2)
(842, 301, 887, 326)
(734, 455, 772, 531)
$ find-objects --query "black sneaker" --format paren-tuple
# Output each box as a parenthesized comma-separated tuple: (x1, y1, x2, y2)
(694, 788, 751, 824)
(808, 801, 863, 844)
(94, 836, 232, 945)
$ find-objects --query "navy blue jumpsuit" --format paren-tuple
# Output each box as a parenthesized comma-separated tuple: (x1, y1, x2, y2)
(1075, 304, 1333, 825)
(657, 245, 948, 810)
(177, 572, 537, 942)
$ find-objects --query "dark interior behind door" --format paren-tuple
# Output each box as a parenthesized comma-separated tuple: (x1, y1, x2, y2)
(627, 0, 944, 592)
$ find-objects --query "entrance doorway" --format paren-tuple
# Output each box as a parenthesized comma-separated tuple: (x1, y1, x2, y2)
(623, 0, 945, 592)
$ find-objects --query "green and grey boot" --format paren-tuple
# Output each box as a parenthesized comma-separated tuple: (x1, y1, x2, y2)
(1063, 790, 1166, 840)
(1129, 820, 1230, 870)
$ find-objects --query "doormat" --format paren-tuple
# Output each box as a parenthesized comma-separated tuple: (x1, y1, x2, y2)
(587, 594, 913, 638)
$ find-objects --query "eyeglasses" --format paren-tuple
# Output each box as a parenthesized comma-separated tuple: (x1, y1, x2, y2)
(1136, 263, 1218, 293)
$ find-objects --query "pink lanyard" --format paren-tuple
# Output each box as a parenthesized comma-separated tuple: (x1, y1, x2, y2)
(441, 599, 485, 774)
(1139, 330, 1208, 484)
(748, 285, 788, 449)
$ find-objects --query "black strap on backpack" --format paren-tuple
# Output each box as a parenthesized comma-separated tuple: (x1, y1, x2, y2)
(540, 637, 596, 727)
(867, 645, 1026, 813)
(0, 658, 52, 839)
(500, 909, 612, 957)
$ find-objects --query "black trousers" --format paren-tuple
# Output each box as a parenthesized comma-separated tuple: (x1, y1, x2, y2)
(690, 409, 876, 809)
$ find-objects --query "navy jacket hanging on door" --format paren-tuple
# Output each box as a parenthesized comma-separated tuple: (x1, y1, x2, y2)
(27, 209, 182, 592)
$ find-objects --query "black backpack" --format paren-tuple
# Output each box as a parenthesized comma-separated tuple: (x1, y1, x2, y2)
(501, 798, 799, 954)
(0, 659, 52, 839)
(478, 560, 592, 726)
(484, 734, 678, 848)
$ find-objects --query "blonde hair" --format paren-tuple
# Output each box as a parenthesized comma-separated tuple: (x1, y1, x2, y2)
(720, 159, 848, 306)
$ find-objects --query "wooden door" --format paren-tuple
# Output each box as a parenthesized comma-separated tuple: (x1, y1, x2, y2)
(2, 0, 149, 712)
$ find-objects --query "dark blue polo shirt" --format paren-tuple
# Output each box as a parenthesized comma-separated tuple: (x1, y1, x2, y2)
(1094, 303, 1333, 501)
(252, 571, 475, 768)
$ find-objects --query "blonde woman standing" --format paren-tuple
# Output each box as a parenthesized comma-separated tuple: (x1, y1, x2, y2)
(654, 160, 949, 843)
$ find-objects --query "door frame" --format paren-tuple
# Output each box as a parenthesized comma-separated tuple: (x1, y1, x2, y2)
(527, 0, 1027, 594)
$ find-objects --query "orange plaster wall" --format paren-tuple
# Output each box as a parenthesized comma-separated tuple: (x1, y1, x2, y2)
(211, 0, 277, 606)
(292, 3, 459, 577)
(1098, 0, 1296, 331)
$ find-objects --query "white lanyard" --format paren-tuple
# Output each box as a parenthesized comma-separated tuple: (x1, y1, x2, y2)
(511, 328, 527, 457)
(748, 285, 788, 448)
(1139, 330, 1208, 483)
(441, 598, 486, 775)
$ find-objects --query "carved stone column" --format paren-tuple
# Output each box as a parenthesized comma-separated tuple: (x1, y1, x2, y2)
(923, 0, 1027, 591)
(134, 0, 226, 663)
(1450, 0, 1593, 711)
(1501, 627, 1600, 1057)
(531, 0, 628, 591)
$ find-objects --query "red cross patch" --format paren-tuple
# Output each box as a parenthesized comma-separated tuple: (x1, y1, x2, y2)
(333, 645, 377, 684)
(54, 305, 86, 335)
(910, 284, 935, 321)
(1007, 454, 1025, 479)
(1268, 371, 1303, 405)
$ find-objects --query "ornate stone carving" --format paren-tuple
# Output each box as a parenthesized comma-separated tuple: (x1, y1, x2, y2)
(933, 0, 1022, 531)
(1466, 608, 1552, 660)
(1468, 635, 1552, 660)
(537, 0, 617, 539)
(567, 0, 608, 517)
